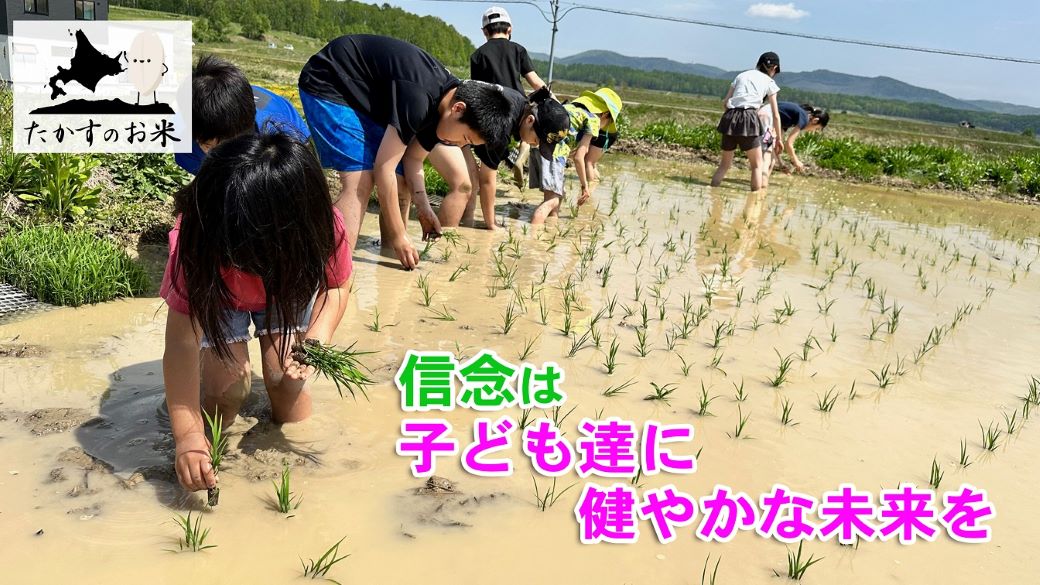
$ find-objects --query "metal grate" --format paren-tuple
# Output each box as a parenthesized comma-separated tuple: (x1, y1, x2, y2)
(0, 283, 49, 322)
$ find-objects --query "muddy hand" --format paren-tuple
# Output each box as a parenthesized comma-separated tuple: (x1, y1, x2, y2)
(283, 355, 315, 381)
(175, 443, 217, 492)
(418, 208, 442, 242)
(394, 236, 420, 270)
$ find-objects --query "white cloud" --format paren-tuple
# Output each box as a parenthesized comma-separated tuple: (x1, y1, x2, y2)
(746, 3, 809, 20)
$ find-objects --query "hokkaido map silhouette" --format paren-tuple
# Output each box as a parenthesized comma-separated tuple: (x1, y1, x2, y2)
(32, 29, 173, 115)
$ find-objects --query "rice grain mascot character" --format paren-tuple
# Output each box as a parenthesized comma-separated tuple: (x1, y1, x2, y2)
(125, 30, 168, 105)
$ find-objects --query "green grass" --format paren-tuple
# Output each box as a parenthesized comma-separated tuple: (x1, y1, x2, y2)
(0, 225, 148, 306)
(775, 541, 824, 580)
(643, 382, 678, 404)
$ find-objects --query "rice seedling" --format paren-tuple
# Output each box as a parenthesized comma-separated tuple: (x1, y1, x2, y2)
(800, 331, 821, 361)
(868, 318, 884, 341)
(568, 329, 593, 357)
(634, 327, 652, 357)
(606, 293, 619, 317)
(416, 274, 434, 307)
(829, 323, 839, 343)
(427, 304, 456, 321)
(201, 410, 228, 506)
(979, 421, 1002, 451)
(1025, 376, 1040, 405)
(603, 378, 636, 397)
(768, 350, 795, 387)
(732, 378, 747, 402)
(604, 338, 621, 374)
(886, 303, 902, 334)
(747, 313, 763, 331)
(644, 382, 678, 404)
(774, 541, 823, 581)
(815, 387, 839, 412)
(500, 302, 522, 335)
(517, 408, 536, 430)
(640, 301, 651, 329)
(449, 264, 470, 282)
(518, 334, 540, 362)
(549, 405, 578, 429)
(272, 463, 302, 514)
(847, 381, 858, 401)
(1004, 410, 1020, 435)
(658, 302, 668, 322)
(728, 406, 751, 438)
(958, 438, 972, 468)
(170, 511, 216, 552)
(533, 476, 579, 512)
(929, 457, 944, 489)
(301, 537, 349, 581)
(419, 239, 436, 261)
(558, 308, 574, 336)
(697, 383, 719, 416)
(780, 398, 796, 426)
(678, 354, 693, 377)
(292, 340, 375, 401)
(367, 308, 397, 332)
(709, 351, 726, 374)
(870, 364, 894, 389)
(701, 555, 721, 585)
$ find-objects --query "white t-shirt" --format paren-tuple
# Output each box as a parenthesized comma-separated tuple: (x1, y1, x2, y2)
(726, 69, 780, 110)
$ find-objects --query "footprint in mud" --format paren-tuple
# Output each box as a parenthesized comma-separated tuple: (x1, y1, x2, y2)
(397, 476, 511, 537)
(11, 408, 96, 436)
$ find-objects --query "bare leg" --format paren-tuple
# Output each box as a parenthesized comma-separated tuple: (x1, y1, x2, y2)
(711, 149, 735, 187)
(200, 343, 252, 428)
(427, 144, 473, 228)
(531, 190, 562, 225)
(259, 334, 312, 423)
(477, 159, 498, 230)
(333, 170, 374, 251)
(761, 150, 773, 189)
(748, 147, 765, 192)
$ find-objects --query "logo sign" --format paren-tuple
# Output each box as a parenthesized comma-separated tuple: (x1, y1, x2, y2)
(12, 20, 192, 153)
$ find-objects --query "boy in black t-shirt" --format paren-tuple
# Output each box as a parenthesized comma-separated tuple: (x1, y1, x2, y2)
(461, 6, 547, 229)
(298, 35, 515, 269)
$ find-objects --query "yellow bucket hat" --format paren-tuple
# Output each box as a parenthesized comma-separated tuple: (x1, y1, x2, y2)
(573, 87, 623, 132)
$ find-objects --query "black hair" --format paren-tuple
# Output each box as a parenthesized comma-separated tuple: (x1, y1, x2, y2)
(191, 54, 256, 143)
(756, 62, 776, 75)
(453, 81, 515, 155)
(483, 22, 511, 36)
(800, 103, 831, 128)
(172, 133, 336, 363)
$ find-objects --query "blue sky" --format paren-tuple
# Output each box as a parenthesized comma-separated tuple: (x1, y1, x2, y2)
(361, 0, 1040, 107)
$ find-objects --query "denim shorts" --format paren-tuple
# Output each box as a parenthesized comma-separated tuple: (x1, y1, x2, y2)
(298, 89, 402, 175)
(200, 295, 316, 348)
(529, 153, 566, 195)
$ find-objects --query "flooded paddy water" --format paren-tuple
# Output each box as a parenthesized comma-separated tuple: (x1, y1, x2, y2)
(1, 158, 1038, 584)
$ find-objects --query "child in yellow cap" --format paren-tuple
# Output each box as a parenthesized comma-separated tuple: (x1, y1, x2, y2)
(530, 87, 622, 224)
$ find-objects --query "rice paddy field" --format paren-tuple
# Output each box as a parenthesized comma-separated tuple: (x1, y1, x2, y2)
(1, 154, 1038, 584)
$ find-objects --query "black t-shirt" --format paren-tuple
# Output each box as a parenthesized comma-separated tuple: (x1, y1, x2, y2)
(469, 38, 534, 94)
(299, 35, 460, 151)
(472, 88, 528, 168)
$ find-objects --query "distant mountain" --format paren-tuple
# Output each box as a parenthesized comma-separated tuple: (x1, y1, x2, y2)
(540, 50, 1034, 115)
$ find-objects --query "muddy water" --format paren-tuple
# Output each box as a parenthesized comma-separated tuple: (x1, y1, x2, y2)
(1, 159, 1039, 584)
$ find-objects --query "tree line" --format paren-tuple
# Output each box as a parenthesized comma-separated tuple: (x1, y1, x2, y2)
(111, 0, 475, 66)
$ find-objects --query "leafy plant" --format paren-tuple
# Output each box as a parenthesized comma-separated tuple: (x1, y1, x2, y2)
(202, 409, 228, 506)
(170, 511, 216, 552)
(273, 463, 302, 514)
(19, 154, 101, 220)
(643, 382, 678, 404)
(774, 541, 823, 581)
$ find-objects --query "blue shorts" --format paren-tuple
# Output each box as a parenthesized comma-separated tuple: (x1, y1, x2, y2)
(529, 154, 566, 195)
(200, 296, 316, 348)
(299, 89, 402, 174)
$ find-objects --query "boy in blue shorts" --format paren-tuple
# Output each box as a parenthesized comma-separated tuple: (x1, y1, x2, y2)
(298, 34, 516, 270)
(175, 55, 309, 174)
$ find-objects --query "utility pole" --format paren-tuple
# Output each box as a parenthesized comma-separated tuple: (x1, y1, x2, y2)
(546, 0, 560, 84)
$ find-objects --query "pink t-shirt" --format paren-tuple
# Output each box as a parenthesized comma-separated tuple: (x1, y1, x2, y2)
(160, 208, 353, 314)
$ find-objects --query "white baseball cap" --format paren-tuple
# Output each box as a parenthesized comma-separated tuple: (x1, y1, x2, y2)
(482, 6, 512, 28)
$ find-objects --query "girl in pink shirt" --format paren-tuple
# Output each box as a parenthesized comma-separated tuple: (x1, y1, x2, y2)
(161, 132, 352, 493)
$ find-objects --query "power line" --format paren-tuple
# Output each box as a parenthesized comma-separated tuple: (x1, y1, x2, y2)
(414, 0, 1040, 65)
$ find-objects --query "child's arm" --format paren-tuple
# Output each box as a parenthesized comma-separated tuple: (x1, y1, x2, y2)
(573, 133, 595, 205)
(722, 85, 734, 109)
(524, 71, 546, 91)
(784, 127, 805, 172)
(402, 141, 442, 240)
(374, 127, 420, 269)
(163, 308, 216, 492)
